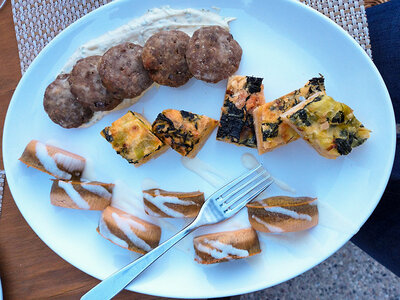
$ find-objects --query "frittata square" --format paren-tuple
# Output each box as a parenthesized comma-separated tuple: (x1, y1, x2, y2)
(101, 111, 167, 166)
(253, 76, 326, 154)
(152, 109, 218, 158)
(216, 75, 266, 148)
(281, 94, 370, 159)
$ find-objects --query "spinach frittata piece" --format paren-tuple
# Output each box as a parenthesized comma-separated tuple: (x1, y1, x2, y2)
(101, 111, 167, 166)
(282, 94, 370, 159)
(152, 109, 218, 158)
(216, 75, 266, 148)
(253, 76, 326, 154)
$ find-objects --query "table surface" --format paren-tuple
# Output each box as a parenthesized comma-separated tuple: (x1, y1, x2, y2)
(0, 0, 388, 299)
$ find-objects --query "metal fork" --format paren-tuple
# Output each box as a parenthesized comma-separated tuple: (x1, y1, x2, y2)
(82, 164, 273, 300)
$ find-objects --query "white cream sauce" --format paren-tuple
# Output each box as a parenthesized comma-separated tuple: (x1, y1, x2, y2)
(197, 239, 249, 260)
(53, 152, 85, 174)
(98, 216, 129, 248)
(112, 212, 152, 252)
(35, 142, 72, 179)
(251, 215, 284, 233)
(181, 157, 227, 188)
(81, 183, 112, 200)
(265, 206, 312, 221)
(58, 180, 90, 209)
(61, 7, 234, 127)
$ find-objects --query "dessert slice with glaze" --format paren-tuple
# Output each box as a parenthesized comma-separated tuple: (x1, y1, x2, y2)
(216, 75, 265, 148)
(19, 140, 85, 180)
(101, 111, 168, 166)
(281, 94, 371, 159)
(97, 206, 161, 254)
(253, 76, 326, 154)
(247, 196, 318, 233)
(50, 180, 113, 210)
(193, 228, 261, 264)
(152, 109, 218, 158)
(143, 188, 204, 218)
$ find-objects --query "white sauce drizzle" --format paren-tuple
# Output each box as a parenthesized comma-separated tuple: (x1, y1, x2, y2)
(61, 7, 234, 127)
(251, 215, 284, 233)
(53, 152, 85, 174)
(112, 212, 152, 252)
(181, 157, 227, 188)
(143, 191, 196, 218)
(98, 217, 129, 248)
(265, 206, 312, 221)
(35, 142, 72, 179)
(197, 239, 249, 259)
(58, 180, 90, 209)
(81, 184, 112, 200)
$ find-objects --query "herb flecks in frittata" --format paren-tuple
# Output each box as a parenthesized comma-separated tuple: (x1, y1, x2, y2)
(217, 75, 265, 148)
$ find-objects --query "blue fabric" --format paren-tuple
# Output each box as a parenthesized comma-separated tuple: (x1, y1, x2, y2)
(351, 0, 400, 277)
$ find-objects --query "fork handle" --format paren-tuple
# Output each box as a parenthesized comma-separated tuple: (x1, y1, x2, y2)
(81, 221, 199, 300)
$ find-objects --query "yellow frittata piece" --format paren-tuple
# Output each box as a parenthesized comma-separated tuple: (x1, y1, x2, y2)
(101, 111, 167, 166)
(253, 76, 326, 154)
(281, 94, 371, 159)
(152, 109, 218, 158)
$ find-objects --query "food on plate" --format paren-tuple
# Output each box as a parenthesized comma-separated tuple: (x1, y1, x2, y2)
(19, 140, 85, 180)
(69, 56, 122, 111)
(186, 26, 242, 83)
(142, 30, 192, 87)
(216, 75, 265, 148)
(253, 76, 326, 154)
(50, 180, 113, 210)
(101, 111, 167, 166)
(152, 109, 218, 158)
(193, 228, 261, 264)
(97, 206, 161, 254)
(281, 94, 371, 159)
(99, 42, 153, 99)
(43, 74, 94, 128)
(143, 188, 204, 218)
(247, 196, 318, 233)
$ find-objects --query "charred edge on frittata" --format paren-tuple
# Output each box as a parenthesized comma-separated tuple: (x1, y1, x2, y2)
(102, 128, 114, 142)
(153, 111, 198, 154)
(335, 129, 368, 155)
(245, 76, 263, 94)
(261, 120, 281, 140)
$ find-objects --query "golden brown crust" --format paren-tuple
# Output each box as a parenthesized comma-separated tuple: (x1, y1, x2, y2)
(143, 188, 204, 218)
(19, 140, 86, 180)
(97, 206, 161, 254)
(193, 228, 261, 264)
(247, 196, 318, 233)
(50, 180, 113, 210)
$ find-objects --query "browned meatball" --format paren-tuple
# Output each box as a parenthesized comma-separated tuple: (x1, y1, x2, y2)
(99, 43, 153, 99)
(69, 56, 122, 111)
(43, 74, 94, 128)
(186, 26, 242, 83)
(142, 30, 192, 87)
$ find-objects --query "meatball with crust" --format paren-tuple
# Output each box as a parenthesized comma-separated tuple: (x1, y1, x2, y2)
(142, 30, 192, 87)
(69, 56, 122, 111)
(43, 74, 93, 128)
(186, 26, 242, 83)
(99, 42, 153, 99)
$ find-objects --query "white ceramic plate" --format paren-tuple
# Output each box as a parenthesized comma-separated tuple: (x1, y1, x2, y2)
(3, 0, 396, 298)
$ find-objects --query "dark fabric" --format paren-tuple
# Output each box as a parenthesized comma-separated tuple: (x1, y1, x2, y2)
(351, 0, 400, 277)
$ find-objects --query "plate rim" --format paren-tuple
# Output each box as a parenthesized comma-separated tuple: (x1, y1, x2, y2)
(2, 0, 396, 298)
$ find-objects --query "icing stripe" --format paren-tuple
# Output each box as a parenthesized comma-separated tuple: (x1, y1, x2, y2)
(35, 142, 71, 179)
(264, 206, 312, 221)
(197, 239, 249, 259)
(58, 180, 90, 209)
(53, 152, 85, 174)
(252, 215, 284, 233)
(143, 191, 196, 217)
(98, 217, 129, 248)
(81, 184, 112, 200)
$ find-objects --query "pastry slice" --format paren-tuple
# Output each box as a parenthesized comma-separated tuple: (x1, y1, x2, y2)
(143, 188, 204, 218)
(247, 196, 318, 233)
(216, 75, 265, 148)
(152, 109, 218, 158)
(193, 228, 261, 264)
(97, 206, 161, 254)
(19, 140, 85, 180)
(281, 94, 371, 159)
(253, 76, 326, 154)
(50, 180, 113, 210)
(101, 111, 167, 166)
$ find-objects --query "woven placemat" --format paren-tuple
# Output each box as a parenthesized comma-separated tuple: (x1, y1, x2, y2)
(11, 0, 372, 74)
